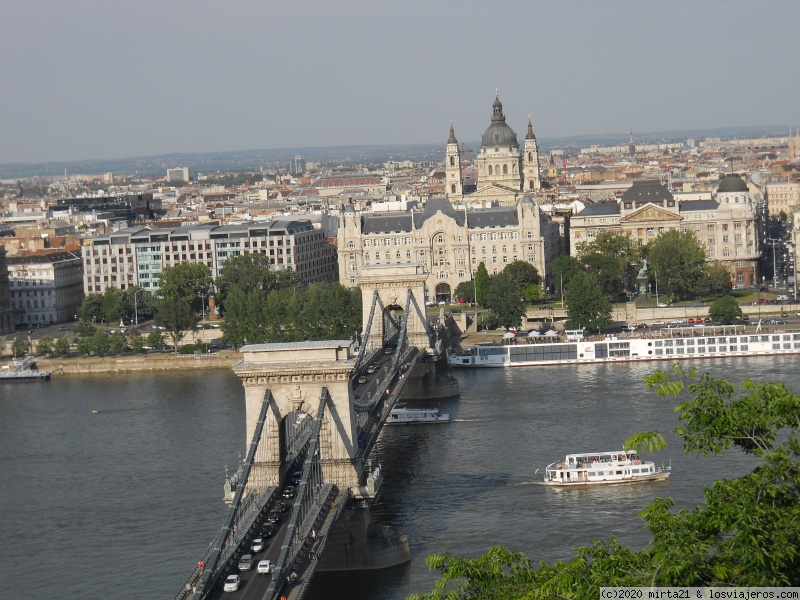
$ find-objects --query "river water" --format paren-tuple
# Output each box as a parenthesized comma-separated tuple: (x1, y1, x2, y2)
(1, 356, 795, 599)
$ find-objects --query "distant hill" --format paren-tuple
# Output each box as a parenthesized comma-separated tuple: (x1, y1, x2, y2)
(1, 125, 790, 180)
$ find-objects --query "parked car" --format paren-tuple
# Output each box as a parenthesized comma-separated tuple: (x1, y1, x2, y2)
(704, 317, 712, 323)
(657, 303, 668, 308)
(635, 323, 648, 329)
(223, 574, 241, 592)
(238, 554, 254, 571)
(257, 560, 274, 574)
(688, 318, 696, 324)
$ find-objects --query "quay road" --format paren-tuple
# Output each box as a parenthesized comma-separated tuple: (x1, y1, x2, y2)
(199, 345, 402, 600)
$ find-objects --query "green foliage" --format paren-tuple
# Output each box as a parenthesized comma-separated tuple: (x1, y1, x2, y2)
(76, 337, 94, 355)
(705, 263, 732, 293)
(501, 260, 541, 287)
(74, 323, 98, 337)
(129, 334, 145, 354)
(221, 283, 361, 348)
(412, 368, 800, 598)
(548, 255, 583, 297)
(53, 336, 72, 357)
(647, 230, 708, 301)
(101, 287, 127, 324)
(78, 293, 104, 323)
(709, 294, 742, 325)
(156, 262, 213, 310)
(91, 330, 110, 355)
(521, 283, 545, 303)
(624, 431, 668, 454)
(36, 335, 55, 356)
(154, 297, 197, 352)
(453, 280, 475, 304)
(216, 254, 300, 301)
(475, 263, 491, 308)
(108, 330, 127, 354)
(123, 285, 156, 322)
(564, 271, 612, 333)
(577, 230, 643, 296)
(146, 330, 166, 349)
(12, 335, 29, 358)
(485, 272, 525, 329)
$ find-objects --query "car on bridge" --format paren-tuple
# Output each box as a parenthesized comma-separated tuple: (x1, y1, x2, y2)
(260, 524, 274, 538)
(357, 375, 367, 384)
(366, 364, 379, 374)
(238, 554, 254, 571)
(250, 538, 265, 553)
(282, 485, 296, 499)
(257, 559, 274, 574)
(266, 512, 281, 523)
(223, 574, 240, 592)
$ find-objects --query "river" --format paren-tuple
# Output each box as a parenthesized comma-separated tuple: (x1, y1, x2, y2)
(0, 356, 794, 599)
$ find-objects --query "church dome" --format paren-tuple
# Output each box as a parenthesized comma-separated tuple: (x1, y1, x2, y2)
(718, 174, 748, 193)
(481, 95, 519, 149)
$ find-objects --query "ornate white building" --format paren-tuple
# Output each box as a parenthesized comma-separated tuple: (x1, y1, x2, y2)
(569, 176, 762, 286)
(337, 196, 560, 302)
(446, 95, 541, 204)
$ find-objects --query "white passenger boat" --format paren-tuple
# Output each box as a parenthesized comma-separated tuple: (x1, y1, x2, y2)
(386, 406, 450, 425)
(448, 327, 800, 368)
(544, 450, 670, 486)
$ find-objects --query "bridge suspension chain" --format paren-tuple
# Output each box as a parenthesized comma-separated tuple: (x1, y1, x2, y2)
(352, 290, 379, 374)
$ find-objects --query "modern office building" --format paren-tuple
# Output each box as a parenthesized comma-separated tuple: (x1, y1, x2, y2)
(7, 249, 84, 326)
(81, 220, 338, 295)
(166, 167, 190, 182)
(337, 196, 560, 302)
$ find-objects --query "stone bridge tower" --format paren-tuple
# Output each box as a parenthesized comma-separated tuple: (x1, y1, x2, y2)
(356, 264, 431, 351)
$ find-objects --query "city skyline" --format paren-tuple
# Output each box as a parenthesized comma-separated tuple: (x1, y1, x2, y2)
(2, 0, 798, 165)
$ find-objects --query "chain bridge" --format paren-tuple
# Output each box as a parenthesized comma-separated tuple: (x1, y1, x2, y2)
(175, 265, 457, 600)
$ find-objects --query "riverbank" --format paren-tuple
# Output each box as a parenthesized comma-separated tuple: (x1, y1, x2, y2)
(27, 350, 244, 375)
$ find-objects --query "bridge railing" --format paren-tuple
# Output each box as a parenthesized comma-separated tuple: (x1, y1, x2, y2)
(266, 389, 336, 600)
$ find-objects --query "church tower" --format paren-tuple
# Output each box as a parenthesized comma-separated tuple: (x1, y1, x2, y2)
(628, 131, 636, 156)
(522, 117, 541, 192)
(445, 122, 463, 199)
(476, 94, 522, 190)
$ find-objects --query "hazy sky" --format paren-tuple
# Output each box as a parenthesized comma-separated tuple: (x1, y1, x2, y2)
(2, 0, 798, 164)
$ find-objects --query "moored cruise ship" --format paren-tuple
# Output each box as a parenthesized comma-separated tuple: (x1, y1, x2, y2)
(448, 327, 800, 368)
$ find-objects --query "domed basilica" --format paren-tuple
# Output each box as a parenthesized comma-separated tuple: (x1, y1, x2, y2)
(445, 94, 541, 205)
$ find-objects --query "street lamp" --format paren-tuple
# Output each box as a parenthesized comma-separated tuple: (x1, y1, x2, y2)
(133, 287, 141, 326)
(655, 271, 660, 307)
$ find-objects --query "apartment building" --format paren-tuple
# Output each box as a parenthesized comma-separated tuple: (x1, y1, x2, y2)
(81, 220, 338, 295)
(0, 246, 13, 334)
(765, 182, 800, 217)
(7, 249, 84, 326)
(569, 176, 761, 286)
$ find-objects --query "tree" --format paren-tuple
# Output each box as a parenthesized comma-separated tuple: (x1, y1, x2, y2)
(709, 294, 743, 324)
(647, 230, 707, 301)
(53, 336, 72, 357)
(101, 287, 127, 325)
(564, 271, 612, 333)
(78, 293, 104, 323)
(453, 280, 475, 305)
(410, 367, 800, 598)
(91, 330, 110, 355)
(157, 262, 213, 311)
(76, 337, 93, 355)
(146, 330, 166, 350)
(485, 272, 525, 329)
(12, 335, 29, 358)
(123, 286, 156, 323)
(579, 251, 624, 297)
(36, 335, 54, 356)
(705, 263, 732, 294)
(475, 263, 491, 307)
(154, 297, 197, 352)
(501, 260, 540, 287)
(548, 255, 583, 303)
(577, 230, 643, 295)
(109, 330, 127, 354)
(129, 333, 145, 353)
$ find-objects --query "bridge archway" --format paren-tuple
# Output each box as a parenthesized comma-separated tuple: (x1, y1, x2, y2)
(434, 282, 451, 304)
(357, 264, 431, 351)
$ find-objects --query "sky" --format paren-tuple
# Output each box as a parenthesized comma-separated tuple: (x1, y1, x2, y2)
(1, 0, 799, 164)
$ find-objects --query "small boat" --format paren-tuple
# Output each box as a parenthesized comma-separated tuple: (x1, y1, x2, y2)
(544, 450, 670, 486)
(386, 406, 450, 425)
